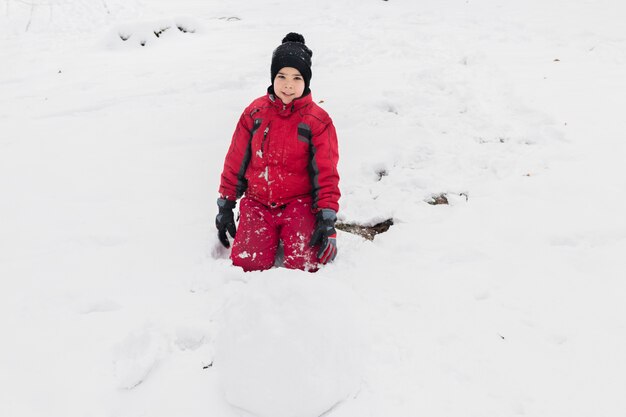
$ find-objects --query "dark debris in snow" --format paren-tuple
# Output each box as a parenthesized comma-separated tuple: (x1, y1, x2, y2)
(426, 192, 469, 205)
(336, 219, 394, 241)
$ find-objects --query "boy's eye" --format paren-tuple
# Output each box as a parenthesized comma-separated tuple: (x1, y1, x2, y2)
(294, 76, 302, 80)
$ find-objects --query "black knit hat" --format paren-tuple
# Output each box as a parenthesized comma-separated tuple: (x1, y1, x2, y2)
(271, 33, 313, 92)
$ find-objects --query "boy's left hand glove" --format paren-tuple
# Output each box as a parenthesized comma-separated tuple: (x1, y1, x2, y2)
(309, 209, 337, 264)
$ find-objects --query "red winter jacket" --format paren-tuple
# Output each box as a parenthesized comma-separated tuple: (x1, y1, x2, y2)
(219, 91, 340, 212)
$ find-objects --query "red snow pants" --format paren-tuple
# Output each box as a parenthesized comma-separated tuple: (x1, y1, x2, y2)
(231, 197, 319, 272)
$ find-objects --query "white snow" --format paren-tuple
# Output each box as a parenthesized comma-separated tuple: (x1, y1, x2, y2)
(2, 0, 626, 416)
(216, 273, 367, 417)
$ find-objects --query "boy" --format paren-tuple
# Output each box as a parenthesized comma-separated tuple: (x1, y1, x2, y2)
(216, 33, 340, 272)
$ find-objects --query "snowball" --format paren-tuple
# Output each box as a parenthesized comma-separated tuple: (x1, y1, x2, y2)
(216, 273, 369, 417)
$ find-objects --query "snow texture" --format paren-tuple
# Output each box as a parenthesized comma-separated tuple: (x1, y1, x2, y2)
(2, 0, 626, 416)
(216, 274, 367, 417)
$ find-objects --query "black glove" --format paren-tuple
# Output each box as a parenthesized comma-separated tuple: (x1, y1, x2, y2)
(216, 198, 237, 248)
(309, 209, 337, 264)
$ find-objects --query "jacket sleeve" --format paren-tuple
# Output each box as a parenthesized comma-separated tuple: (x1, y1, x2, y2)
(309, 118, 340, 212)
(219, 110, 254, 201)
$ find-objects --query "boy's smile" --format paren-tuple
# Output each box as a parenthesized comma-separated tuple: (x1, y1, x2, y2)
(273, 67, 305, 105)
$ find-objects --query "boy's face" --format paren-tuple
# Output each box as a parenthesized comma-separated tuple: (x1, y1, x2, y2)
(273, 67, 305, 105)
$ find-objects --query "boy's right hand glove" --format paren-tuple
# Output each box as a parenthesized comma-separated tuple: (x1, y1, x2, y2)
(309, 209, 337, 264)
(216, 198, 237, 248)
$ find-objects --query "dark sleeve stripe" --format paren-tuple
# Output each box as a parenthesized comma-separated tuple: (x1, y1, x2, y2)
(236, 117, 262, 198)
(298, 122, 312, 144)
(300, 122, 321, 209)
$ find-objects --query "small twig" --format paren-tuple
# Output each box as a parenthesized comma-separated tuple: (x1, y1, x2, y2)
(24, 1, 34, 32)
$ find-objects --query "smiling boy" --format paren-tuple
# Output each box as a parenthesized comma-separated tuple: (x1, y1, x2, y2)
(216, 33, 340, 272)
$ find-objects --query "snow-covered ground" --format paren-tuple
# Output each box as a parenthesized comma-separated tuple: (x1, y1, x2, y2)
(2, 0, 626, 416)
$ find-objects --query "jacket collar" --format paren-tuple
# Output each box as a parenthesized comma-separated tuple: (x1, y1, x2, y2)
(266, 85, 312, 114)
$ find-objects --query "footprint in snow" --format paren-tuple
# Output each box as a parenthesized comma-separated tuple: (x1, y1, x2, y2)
(111, 326, 169, 390)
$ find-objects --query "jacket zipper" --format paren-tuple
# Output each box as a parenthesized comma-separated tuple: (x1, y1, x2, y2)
(261, 125, 270, 153)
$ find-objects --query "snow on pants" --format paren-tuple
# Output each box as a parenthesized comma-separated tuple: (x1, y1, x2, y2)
(231, 197, 319, 272)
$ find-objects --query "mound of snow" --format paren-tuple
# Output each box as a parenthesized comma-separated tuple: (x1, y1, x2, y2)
(216, 273, 369, 417)
(105, 17, 202, 48)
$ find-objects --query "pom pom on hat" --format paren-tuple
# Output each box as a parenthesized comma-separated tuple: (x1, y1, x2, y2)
(271, 32, 313, 92)
(282, 32, 306, 45)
